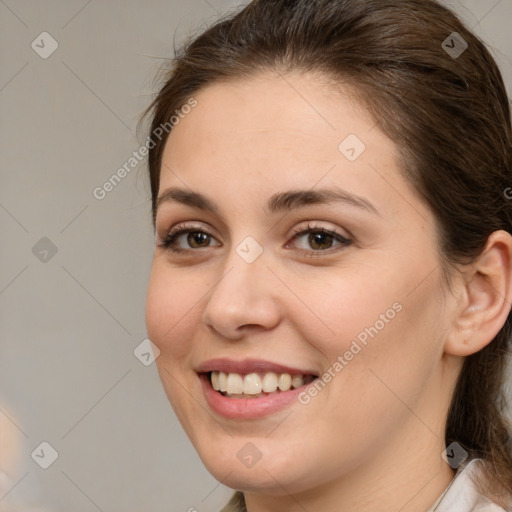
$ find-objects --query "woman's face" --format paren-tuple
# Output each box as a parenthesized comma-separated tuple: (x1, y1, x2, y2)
(145, 71, 456, 496)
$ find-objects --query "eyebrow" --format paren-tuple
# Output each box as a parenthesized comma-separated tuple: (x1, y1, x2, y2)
(156, 186, 380, 217)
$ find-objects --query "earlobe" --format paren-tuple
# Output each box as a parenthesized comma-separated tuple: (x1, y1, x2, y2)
(444, 230, 512, 357)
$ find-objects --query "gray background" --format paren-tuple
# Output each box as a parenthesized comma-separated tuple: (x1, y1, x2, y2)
(0, 1, 511, 511)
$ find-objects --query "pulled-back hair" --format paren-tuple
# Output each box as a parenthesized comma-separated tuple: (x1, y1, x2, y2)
(142, 0, 512, 505)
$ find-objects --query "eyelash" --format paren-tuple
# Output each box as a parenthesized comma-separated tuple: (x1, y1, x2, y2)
(156, 221, 352, 257)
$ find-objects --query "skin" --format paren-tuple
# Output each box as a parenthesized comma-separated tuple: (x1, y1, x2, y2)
(145, 70, 512, 512)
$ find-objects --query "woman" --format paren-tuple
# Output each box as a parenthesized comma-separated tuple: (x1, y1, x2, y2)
(143, 0, 512, 510)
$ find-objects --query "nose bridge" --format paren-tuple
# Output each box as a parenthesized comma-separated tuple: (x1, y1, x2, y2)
(201, 235, 280, 337)
(211, 235, 268, 306)
(214, 232, 268, 292)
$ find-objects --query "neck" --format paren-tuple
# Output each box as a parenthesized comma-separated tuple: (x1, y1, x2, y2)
(243, 418, 456, 512)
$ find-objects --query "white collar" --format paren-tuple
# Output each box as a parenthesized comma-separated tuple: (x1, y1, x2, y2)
(426, 458, 507, 512)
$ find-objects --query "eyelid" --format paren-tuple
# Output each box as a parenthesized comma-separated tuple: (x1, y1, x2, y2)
(156, 221, 219, 249)
(287, 221, 351, 241)
(156, 219, 217, 238)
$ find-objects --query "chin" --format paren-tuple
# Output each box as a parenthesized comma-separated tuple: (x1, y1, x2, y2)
(192, 437, 319, 496)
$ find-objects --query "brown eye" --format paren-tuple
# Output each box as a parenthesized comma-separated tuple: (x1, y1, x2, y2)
(157, 224, 221, 253)
(306, 232, 336, 250)
(186, 231, 211, 248)
(289, 226, 352, 255)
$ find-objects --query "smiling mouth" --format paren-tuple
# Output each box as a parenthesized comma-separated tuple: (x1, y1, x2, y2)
(206, 371, 318, 398)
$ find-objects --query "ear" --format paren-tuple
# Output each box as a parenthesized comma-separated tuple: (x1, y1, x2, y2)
(444, 230, 512, 357)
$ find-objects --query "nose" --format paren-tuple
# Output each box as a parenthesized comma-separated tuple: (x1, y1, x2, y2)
(200, 246, 282, 340)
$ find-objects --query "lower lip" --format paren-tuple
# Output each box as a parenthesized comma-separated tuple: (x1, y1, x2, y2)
(199, 373, 312, 420)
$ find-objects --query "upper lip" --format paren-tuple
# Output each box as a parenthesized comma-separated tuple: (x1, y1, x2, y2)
(196, 358, 318, 376)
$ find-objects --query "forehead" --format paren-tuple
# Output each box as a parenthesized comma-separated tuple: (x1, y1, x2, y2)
(166, 72, 374, 153)
(162, 71, 392, 174)
(157, 71, 429, 226)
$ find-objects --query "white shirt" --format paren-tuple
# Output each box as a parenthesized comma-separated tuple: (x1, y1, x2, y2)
(426, 458, 510, 512)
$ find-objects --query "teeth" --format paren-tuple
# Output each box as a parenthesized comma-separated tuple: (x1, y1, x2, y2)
(218, 371, 228, 392)
(209, 371, 314, 396)
(226, 373, 244, 394)
(278, 373, 292, 391)
(211, 371, 220, 391)
(292, 375, 304, 388)
(243, 373, 263, 395)
(262, 372, 278, 392)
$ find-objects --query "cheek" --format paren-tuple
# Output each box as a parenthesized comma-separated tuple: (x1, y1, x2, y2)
(316, 256, 439, 354)
(145, 262, 201, 360)
(145, 263, 204, 431)
(330, 273, 443, 415)
(301, 260, 443, 409)
(286, 266, 399, 355)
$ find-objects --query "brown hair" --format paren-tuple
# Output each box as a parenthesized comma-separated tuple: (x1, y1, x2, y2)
(142, 0, 512, 505)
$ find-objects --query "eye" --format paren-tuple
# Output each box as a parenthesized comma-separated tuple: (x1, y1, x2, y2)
(286, 222, 352, 256)
(156, 221, 352, 256)
(156, 223, 220, 253)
